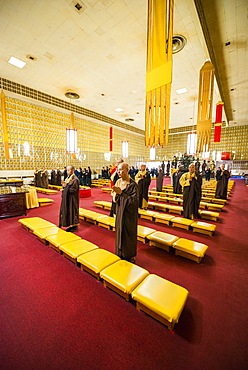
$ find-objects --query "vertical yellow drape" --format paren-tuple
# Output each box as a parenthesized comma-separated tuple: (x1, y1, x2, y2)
(1, 91, 10, 159)
(145, 0, 174, 147)
(196, 61, 215, 153)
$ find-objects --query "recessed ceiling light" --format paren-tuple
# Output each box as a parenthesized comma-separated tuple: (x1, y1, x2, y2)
(176, 88, 188, 95)
(131, 90, 137, 94)
(8, 56, 26, 69)
(115, 108, 123, 112)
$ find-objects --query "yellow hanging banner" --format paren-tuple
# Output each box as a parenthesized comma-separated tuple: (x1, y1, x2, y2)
(145, 0, 174, 147)
(1, 91, 10, 159)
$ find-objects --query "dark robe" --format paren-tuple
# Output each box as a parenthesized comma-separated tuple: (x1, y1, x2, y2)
(51, 170, 56, 185)
(173, 171, 183, 194)
(195, 161, 201, 174)
(109, 171, 120, 217)
(86, 169, 91, 186)
(59, 175, 79, 228)
(215, 170, 230, 199)
(181, 173, 202, 219)
(156, 171, 164, 192)
(137, 171, 151, 208)
(205, 168, 211, 181)
(34, 171, 40, 187)
(115, 179, 139, 260)
(201, 162, 207, 177)
(41, 170, 49, 188)
(56, 170, 62, 186)
(166, 162, 170, 176)
(63, 169, 67, 180)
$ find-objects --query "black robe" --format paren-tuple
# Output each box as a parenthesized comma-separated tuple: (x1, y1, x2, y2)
(215, 170, 230, 199)
(182, 174, 202, 219)
(115, 179, 139, 260)
(56, 170, 62, 186)
(34, 171, 41, 187)
(137, 171, 151, 208)
(51, 170, 56, 185)
(156, 171, 164, 192)
(59, 175, 79, 227)
(173, 171, 183, 194)
(41, 171, 49, 189)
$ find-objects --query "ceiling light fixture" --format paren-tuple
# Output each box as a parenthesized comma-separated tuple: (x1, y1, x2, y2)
(65, 91, 80, 99)
(8, 56, 26, 69)
(176, 88, 188, 95)
(171, 35, 187, 54)
(115, 108, 123, 112)
(131, 90, 137, 94)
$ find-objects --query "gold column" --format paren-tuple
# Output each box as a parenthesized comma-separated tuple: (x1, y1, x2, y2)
(1, 91, 10, 159)
(145, 0, 174, 147)
(196, 61, 215, 153)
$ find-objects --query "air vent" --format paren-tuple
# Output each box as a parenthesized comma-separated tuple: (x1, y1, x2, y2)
(125, 118, 135, 122)
(171, 35, 187, 54)
(26, 54, 37, 61)
(71, 1, 85, 14)
(65, 91, 80, 99)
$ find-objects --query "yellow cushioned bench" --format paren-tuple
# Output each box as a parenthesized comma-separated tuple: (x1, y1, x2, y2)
(137, 225, 156, 243)
(35, 187, 57, 195)
(166, 205, 183, 215)
(199, 210, 219, 222)
(79, 209, 104, 224)
(94, 201, 112, 210)
(212, 198, 227, 205)
(199, 202, 209, 209)
(77, 249, 120, 280)
(100, 260, 149, 301)
(154, 214, 175, 225)
(96, 216, 115, 230)
(147, 231, 179, 252)
(138, 209, 160, 221)
(171, 217, 194, 230)
(172, 238, 209, 263)
(18, 217, 55, 233)
(46, 231, 81, 253)
(60, 239, 99, 264)
(207, 203, 224, 212)
(167, 197, 183, 205)
(131, 274, 189, 330)
(191, 221, 216, 236)
(102, 187, 112, 193)
(33, 226, 61, 244)
(38, 198, 54, 206)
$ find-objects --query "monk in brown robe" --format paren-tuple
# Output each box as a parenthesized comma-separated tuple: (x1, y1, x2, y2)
(41, 168, 49, 188)
(215, 164, 230, 199)
(112, 162, 139, 263)
(135, 164, 151, 209)
(59, 165, 80, 232)
(179, 163, 202, 219)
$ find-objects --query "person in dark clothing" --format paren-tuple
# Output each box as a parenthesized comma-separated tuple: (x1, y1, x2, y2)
(205, 167, 211, 181)
(86, 167, 92, 187)
(135, 164, 151, 209)
(51, 169, 56, 185)
(82, 168, 87, 186)
(215, 164, 230, 199)
(173, 167, 183, 194)
(77, 167, 83, 185)
(195, 158, 201, 174)
(201, 160, 207, 178)
(179, 163, 202, 219)
(112, 162, 139, 263)
(109, 158, 124, 217)
(166, 161, 170, 176)
(59, 165, 79, 232)
(156, 169, 164, 192)
(63, 167, 67, 180)
(56, 168, 62, 186)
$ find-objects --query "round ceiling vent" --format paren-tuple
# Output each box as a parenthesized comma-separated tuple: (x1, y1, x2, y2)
(125, 117, 135, 122)
(65, 91, 80, 99)
(172, 35, 187, 54)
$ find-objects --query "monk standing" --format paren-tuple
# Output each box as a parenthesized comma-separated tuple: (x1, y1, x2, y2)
(180, 163, 202, 219)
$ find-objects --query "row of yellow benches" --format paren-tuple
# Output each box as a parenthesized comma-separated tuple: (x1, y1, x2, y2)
(18, 216, 189, 330)
(79, 206, 210, 260)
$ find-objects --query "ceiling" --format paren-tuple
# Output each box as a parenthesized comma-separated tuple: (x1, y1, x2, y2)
(0, 0, 247, 131)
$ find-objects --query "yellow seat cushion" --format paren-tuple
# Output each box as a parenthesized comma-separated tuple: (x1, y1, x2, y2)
(191, 221, 216, 233)
(18, 217, 55, 231)
(207, 204, 224, 211)
(131, 274, 189, 324)
(100, 260, 149, 294)
(94, 201, 111, 208)
(154, 214, 175, 224)
(199, 210, 219, 221)
(200, 202, 208, 209)
(212, 198, 227, 204)
(46, 231, 81, 247)
(38, 198, 54, 205)
(171, 217, 194, 226)
(172, 238, 208, 257)
(96, 216, 115, 227)
(138, 210, 159, 220)
(137, 225, 156, 238)
(60, 239, 99, 258)
(147, 231, 179, 247)
(166, 205, 183, 214)
(77, 249, 120, 274)
(33, 226, 60, 239)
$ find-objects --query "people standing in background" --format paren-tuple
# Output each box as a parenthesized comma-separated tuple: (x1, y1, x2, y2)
(161, 161, 165, 174)
(201, 160, 207, 178)
(86, 166, 92, 187)
(41, 168, 49, 189)
(166, 161, 170, 176)
(129, 166, 136, 179)
(215, 164, 230, 199)
(205, 167, 211, 181)
(82, 168, 87, 186)
(34, 168, 41, 187)
(195, 158, 201, 174)
(63, 167, 67, 180)
(179, 163, 202, 219)
(77, 167, 83, 185)
(57, 168, 62, 186)
(135, 164, 151, 210)
(210, 160, 216, 178)
(59, 165, 79, 232)
(112, 162, 139, 263)
(173, 166, 183, 194)
(51, 169, 56, 185)
(156, 169, 164, 192)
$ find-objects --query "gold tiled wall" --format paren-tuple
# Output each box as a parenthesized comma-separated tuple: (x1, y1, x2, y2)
(0, 96, 149, 172)
(210, 126, 248, 159)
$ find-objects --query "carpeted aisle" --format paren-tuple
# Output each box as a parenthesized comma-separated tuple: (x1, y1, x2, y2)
(0, 179, 247, 370)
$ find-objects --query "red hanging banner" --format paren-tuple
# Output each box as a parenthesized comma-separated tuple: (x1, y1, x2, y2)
(214, 101, 224, 143)
(109, 126, 113, 152)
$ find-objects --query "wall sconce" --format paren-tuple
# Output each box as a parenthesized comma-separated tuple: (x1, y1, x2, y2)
(66, 128, 77, 154)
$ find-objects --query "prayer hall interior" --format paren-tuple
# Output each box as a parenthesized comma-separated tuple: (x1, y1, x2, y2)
(0, 1, 247, 369)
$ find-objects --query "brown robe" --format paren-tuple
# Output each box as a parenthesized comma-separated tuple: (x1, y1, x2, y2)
(180, 172, 202, 219)
(41, 170, 49, 188)
(56, 170, 62, 186)
(59, 175, 79, 228)
(156, 171, 164, 192)
(51, 170, 56, 185)
(215, 170, 230, 199)
(115, 179, 139, 260)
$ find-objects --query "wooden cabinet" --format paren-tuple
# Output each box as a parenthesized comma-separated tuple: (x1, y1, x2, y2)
(0, 191, 27, 219)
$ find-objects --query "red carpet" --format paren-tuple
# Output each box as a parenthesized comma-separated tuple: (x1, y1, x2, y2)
(0, 179, 247, 369)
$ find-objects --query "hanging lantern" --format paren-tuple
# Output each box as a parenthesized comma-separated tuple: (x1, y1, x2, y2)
(66, 113, 77, 156)
(214, 101, 224, 143)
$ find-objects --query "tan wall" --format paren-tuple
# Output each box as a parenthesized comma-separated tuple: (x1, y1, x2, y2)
(1, 95, 248, 173)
